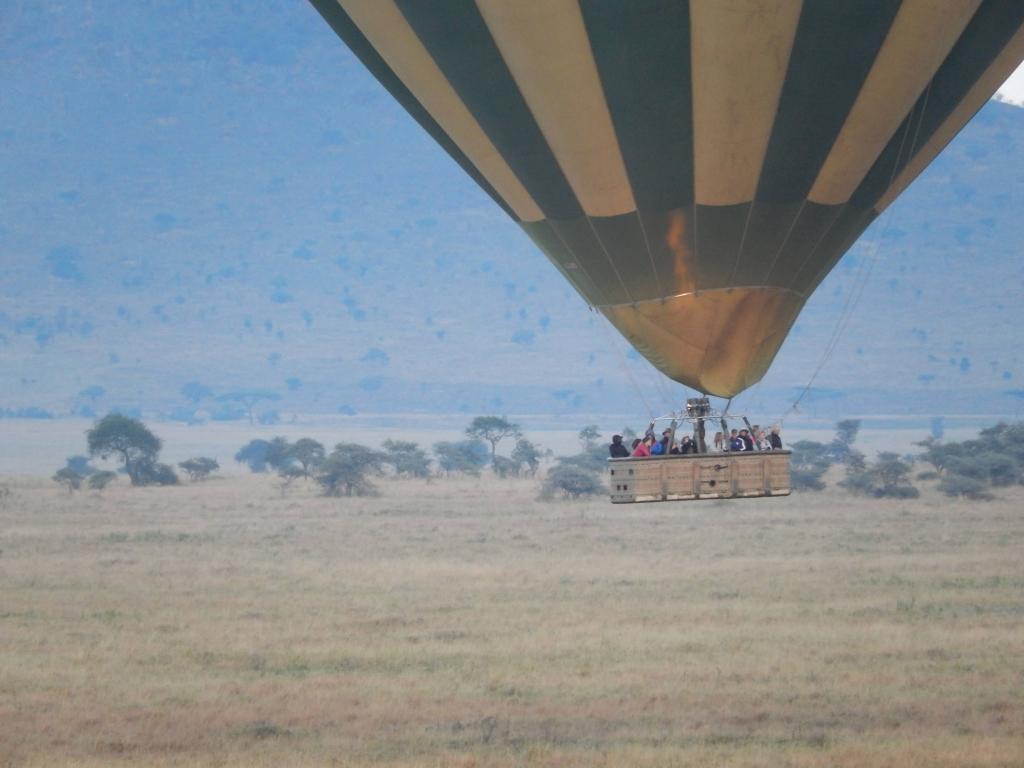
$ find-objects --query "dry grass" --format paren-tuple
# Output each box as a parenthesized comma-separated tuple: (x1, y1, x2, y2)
(1, 473, 1022, 766)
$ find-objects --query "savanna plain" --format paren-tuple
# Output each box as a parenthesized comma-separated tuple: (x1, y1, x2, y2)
(1, 474, 1022, 767)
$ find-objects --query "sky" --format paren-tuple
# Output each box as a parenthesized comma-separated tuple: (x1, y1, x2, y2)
(997, 61, 1024, 105)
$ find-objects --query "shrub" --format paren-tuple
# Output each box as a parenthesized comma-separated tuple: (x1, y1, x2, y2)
(791, 467, 827, 492)
(491, 455, 519, 478)
(789, 440, 832, 492)
(880, 484, 920, 499)
(53, 467, 82, 493)
(974, 452, 1019, 487)
(555, 445, 608, 474)
(65, 455, 96, 476)
(541, 464, 604, 500)
(265, 437, 294, 472)
(915, 421, 1024, 500)
(870, 452, 919, 498)
(382, 440, 432, 478)
(288, 438, 325, 478)
(944, 453, 1019, 487)
(88, 470, 117, 491)
(842, 451, 918, 498)
(278, 464, 305, 481)
(316, 443, 384, 497)
(511, 438, 542, 477)
(433, 440, 488, 476)
(235, 439, 272, 472)
(178, 457, 219, 481)
(133, 460, 179, 486)
(917, 437, 966, 474)
(977, 422, 1024, 467)
(275, 464, 304, 496)
(938, 473, 993, 500)
(838, 469, 874, 495)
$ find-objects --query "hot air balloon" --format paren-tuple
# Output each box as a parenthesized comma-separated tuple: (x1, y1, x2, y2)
(309, 0, 1024, 399)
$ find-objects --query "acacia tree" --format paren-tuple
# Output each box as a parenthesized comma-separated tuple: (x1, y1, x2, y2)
(492, 456, 519, 478)
(871, 452, 919, 497)
(265, 436, 293, 471)
(541, 464, 604, 500)
(830, 419, 861, 462)
(216, 390, 281, 425)
(578, 425, 601, 451)
(381, 440, 432, 478)
(289, 438, 325, 478)
(53, 467, 82, 494)
(433, 440, 488, 476)
(88, 471, 118, 491)
(788, 440, 832, 492)
(178, 457, 219, 481)
(511, 438, 542, 477)
(87, 414, 162, 485)
(465, 416, 520, 465)
(317, 443, 385, 496)
(235, 439, 272, 472)
(65, 456, 96, 476)
(843, 452, 918, 498)
(276, 464, 305, 497)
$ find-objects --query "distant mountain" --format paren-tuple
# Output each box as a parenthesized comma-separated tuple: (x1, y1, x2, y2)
(2, 1, 1023, 425)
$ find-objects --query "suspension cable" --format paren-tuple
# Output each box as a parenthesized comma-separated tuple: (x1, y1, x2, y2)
(780, 208, 891, 423)
(594, 311, 655, 419)
(651, 368, 679, 414)
(777, 83, 932, 426)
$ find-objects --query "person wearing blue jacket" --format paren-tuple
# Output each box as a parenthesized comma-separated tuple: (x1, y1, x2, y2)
(651, 430, 671, 455)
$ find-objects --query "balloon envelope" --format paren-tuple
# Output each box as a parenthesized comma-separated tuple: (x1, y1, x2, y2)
(311, 0, 1024, 397)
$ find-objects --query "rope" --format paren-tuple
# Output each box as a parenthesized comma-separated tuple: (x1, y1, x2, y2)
(779, 211, 887, 423)
(777, 83, 933, 426)
(651, 367, 678, 414)
(595, 311, 655, 419)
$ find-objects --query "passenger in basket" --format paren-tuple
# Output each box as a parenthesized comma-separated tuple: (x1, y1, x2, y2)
(632, 435, 653, 457)
(679, 435, 697, 454)
(769, 425, 783, 450)
(713, 431, 725, 452)
(651, 429, 671, 456)
(609, 434, 630, 458)
(729, 429, 744, 452)
(740, 429, 755, 452)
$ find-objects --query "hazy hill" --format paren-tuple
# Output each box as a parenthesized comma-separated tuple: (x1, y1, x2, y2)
(2, 1, 1023, 426)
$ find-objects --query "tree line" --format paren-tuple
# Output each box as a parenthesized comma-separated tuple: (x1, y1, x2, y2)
(789, 419, 1024, 501)
(52, 414, 611, 500)
(55, 413, 1024, 503)
(234, 416, 609, 499)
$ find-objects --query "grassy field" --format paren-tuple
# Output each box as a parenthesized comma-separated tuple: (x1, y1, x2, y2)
(1, 473, 1022, 766)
